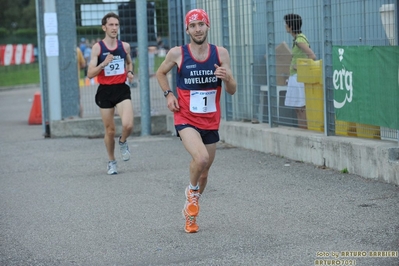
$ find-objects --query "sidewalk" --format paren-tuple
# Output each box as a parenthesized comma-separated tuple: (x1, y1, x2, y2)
(0, 87, 398, 266)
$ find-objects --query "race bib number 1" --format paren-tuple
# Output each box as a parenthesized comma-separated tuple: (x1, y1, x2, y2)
(189, 90, 217, 113)
(104, 58, 125, 76)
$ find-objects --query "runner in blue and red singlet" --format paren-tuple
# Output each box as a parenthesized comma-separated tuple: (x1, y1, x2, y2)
(156, 8, 237, 233)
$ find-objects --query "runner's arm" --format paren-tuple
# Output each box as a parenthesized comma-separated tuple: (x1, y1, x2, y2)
(156, 46, 181, 112)
(87, 43, 102, 79)
(215, 46, 236, 95)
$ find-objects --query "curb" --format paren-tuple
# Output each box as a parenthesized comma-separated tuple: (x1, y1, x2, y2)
(0, 83, 40, 92)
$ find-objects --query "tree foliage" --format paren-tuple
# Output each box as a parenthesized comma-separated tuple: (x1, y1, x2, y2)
(153, 0, 168, 37)
(0, 0, 36, 30)
(0, 0, 169, 40)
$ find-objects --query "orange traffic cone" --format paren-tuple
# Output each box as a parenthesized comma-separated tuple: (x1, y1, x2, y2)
(28, 92, 42, 125)
(84, 76, 98, 86)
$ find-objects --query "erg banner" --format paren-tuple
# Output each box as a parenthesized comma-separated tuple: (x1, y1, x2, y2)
(0, 44, 35, 66)
(333, 46, 399, 129)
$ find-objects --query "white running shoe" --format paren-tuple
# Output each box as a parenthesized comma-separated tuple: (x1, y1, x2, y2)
(107, 160, 117, 175)
(119, 138, 131, 161)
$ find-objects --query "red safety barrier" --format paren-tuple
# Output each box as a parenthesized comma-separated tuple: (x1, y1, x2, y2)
(0, 44, 35, 66)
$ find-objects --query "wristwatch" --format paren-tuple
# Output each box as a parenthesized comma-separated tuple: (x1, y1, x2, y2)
(164, 90, 173, 97)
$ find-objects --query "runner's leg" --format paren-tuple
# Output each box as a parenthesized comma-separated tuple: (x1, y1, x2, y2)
(100, 108, 117, 161)
(116, 99, 134, 142)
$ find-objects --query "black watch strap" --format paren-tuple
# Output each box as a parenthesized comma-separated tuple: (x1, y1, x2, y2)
(164, 90, 173, 97)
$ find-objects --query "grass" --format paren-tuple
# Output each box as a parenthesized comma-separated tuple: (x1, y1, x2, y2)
(0, 63, 40, 87)
(134, 55, 165, 74)
(341, 168, 349, 174)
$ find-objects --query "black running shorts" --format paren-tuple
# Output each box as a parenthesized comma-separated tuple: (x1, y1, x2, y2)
(175, 124, 220, 144)
(95, 83, 131, 108)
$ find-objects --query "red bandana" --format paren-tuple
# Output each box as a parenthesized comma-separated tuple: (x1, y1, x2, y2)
(185, 9, 210, 29)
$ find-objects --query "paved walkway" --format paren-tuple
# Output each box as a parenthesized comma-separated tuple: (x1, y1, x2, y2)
(1, 87, 398, 266)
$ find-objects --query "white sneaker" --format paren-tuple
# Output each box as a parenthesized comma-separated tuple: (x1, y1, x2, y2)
(119, 138, 131, 161)
(107, 161, 117, 175)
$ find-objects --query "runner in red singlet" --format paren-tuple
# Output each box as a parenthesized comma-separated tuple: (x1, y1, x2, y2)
(87, 12, 135, 175)
(156, 9, 237, 233)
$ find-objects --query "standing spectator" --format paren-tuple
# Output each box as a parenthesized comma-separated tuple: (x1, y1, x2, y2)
(148, 46, 157, 76)
(283, 13, 316, 129)
(87, 12, 135, 175)
(79, 37, 87, 54)
(76, 47, 86, 117)
(83, 40, 94, 84)
(156, 9, 236, 233)
(157, 37, 166, 57)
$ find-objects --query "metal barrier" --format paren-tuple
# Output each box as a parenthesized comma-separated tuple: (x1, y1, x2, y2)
(181, 0, 398, 142)
(2, 0, 398, 142)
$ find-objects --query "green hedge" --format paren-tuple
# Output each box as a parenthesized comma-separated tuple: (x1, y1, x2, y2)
(0, 28, 37, 45)
(0, 26, 104, 45)
(0, 28, 9, 38)
(15, 28, 37, 38)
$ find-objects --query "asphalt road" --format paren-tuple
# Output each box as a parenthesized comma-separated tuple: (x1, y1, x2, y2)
(1, 87, 398, 266)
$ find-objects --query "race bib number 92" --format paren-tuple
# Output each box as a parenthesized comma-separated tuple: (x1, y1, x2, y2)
(104, 58, 125, 76)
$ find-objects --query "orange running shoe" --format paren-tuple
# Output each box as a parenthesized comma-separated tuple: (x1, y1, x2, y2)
(182, 208, 199, 233)
(184, 186, 201, 216)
